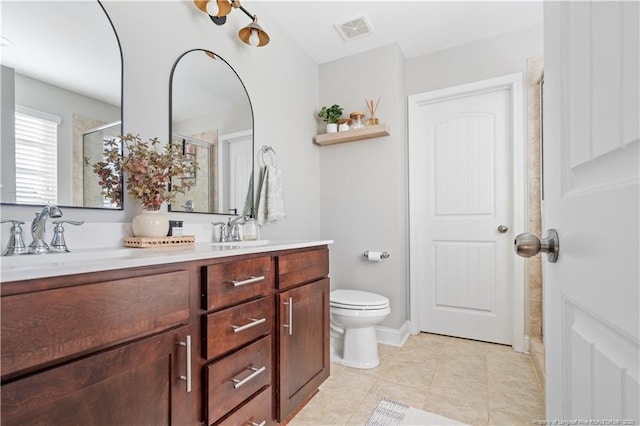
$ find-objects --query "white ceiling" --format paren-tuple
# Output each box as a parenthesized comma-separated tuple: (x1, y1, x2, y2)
(252, 1, 543, 64)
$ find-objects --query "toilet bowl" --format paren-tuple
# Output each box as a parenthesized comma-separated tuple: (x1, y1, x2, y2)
(330, 289, 390, 369)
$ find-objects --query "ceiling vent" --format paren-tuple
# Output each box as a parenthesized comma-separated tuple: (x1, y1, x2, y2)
(335, 15, 374, 41)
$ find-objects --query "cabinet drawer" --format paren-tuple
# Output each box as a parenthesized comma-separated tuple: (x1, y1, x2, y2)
(278, 247, 329, 290)
(203, 256, 273, 310)
(204, 296, 273, 360)
(217, 386, 273, 426)
(207, 336, 272, 425)
(1, 270, 190, 379)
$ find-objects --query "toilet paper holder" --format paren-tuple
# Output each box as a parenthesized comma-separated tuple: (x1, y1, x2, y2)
(363, 251, 390, 259)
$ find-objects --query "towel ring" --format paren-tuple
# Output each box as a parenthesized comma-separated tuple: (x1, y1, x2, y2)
(260, 145, 278, 167)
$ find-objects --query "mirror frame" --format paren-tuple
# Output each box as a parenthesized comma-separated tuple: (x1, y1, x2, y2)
(168, 48, 255, 217)
(0, 0, 124, 211)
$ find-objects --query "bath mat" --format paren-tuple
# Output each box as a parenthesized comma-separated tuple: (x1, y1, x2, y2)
(365, 398, 467, 426)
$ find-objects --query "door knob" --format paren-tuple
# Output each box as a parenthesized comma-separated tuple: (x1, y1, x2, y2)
(514, 229, 559, 263)
(497, 225, 509, 233)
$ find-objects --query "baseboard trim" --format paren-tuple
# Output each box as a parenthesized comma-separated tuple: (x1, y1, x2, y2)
(376, 320, 411, 347)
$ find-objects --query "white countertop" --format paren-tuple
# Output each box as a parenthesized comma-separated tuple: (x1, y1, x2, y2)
(0, 240, 333, 283)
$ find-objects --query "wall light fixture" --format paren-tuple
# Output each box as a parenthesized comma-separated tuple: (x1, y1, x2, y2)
(194, 0, 270, 47)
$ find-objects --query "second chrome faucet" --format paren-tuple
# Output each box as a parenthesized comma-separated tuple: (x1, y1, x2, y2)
(212, 216, 246, 242)
(29, 205, 63, 254)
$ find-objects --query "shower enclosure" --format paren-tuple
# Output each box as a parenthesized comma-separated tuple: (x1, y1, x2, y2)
(82, 121, 121, 208)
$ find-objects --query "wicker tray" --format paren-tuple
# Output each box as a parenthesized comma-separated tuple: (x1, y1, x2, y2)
(123, 235, 195, 248)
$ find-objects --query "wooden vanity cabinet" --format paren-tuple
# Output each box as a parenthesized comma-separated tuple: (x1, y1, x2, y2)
(0, 265, 201, 425)
(0, 244, 330, 426)
(276, 247, 330, 423)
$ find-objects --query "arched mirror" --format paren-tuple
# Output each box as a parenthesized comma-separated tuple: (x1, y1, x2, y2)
(169, 49, 254, 216)
(0, 1, 123, 209)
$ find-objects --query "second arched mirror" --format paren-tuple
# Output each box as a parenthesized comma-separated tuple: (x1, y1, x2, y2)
(169, 49, 254, 215)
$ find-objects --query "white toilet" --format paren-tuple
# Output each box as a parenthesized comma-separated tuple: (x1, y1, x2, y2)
(329, 289, 391, 369)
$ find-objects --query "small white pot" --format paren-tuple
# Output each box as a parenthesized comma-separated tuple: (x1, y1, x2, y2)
(326, 123, 338, 133)
(132, 209, 169, 238)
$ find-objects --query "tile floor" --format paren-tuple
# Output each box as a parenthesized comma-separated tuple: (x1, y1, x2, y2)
(288, 333, 545, 426)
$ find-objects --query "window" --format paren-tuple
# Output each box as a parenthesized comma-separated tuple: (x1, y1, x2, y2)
(14, 106, 61, 205)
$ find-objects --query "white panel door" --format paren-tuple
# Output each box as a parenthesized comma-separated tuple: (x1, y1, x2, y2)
(410, 83, 514, 345)
(543, 1, 639, 420)
(220, 130, 253, 215)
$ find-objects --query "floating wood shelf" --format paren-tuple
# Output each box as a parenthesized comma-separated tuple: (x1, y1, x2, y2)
(314, 124, 390, 146)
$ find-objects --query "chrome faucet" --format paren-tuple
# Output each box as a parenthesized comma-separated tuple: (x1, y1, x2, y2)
(227, 216, 245, 242)
(29, 205, 63, 254)
(182, 200, 194, 212)
(212, 221, 229, 242)
(212, 216, 246, 242)
(50, 220, 84, 253)
(1, 220, 28, 256)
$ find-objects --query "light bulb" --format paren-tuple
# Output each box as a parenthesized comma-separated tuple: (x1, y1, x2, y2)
(249, 29, 260, 47)
(206, 0, 219, 16)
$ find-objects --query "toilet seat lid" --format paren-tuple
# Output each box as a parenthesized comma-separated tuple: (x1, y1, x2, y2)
(330, 289, 390, 309)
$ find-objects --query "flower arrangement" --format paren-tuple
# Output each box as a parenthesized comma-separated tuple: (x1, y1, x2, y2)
(87, 133, 198, 210)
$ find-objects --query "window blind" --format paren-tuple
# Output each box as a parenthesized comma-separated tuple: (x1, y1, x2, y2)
(14, 106, 61, 205)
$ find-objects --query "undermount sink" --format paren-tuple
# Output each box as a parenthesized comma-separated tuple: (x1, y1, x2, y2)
(0, 247, 144, 266)
(209, 240, 273, 248)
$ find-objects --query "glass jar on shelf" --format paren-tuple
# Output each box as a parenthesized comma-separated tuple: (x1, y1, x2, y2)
(349, 112, 365, 129)
(338, 118, 352, 132)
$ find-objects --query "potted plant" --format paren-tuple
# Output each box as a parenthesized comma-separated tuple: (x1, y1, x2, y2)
(87, 133, 198, 237)
(318, 104, 343, 133)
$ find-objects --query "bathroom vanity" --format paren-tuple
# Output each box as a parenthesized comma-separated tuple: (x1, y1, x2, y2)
(0, 241, 331, 425)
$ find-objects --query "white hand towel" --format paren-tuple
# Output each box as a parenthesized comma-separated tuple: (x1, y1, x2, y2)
(256, 165, 286, 225)
(242, 171, 254, 217)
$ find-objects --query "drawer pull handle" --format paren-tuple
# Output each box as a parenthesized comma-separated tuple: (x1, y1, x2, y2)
(176, 335, 192, 393)
(282, 297, 293, 336)
(231, 275, 265, 287)
(231, 366, 266, 389)
(249, 421, 266, 426)
(232, 317, 267, 333)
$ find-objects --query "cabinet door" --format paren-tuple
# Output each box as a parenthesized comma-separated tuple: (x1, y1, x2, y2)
(277, 278, 330, 421)
(1, 326, 198, 426)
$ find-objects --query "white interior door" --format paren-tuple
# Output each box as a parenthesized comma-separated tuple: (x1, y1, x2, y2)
(542, 2, 639, 420)
(219, 130, 252, 215)
(409, 75, 523, 346)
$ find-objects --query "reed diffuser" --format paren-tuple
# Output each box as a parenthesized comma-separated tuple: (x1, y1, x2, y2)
(366, 98, 380, 126)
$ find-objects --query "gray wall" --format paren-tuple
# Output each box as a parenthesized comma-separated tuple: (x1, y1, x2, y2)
(406, 24, 543, 95)
(318, 25, 542, 330)
(319, 44, 408, 330)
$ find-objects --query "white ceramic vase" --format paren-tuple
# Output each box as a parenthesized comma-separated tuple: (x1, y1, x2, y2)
(132, 209, 169, 238)
(326, 123, 338, 133)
